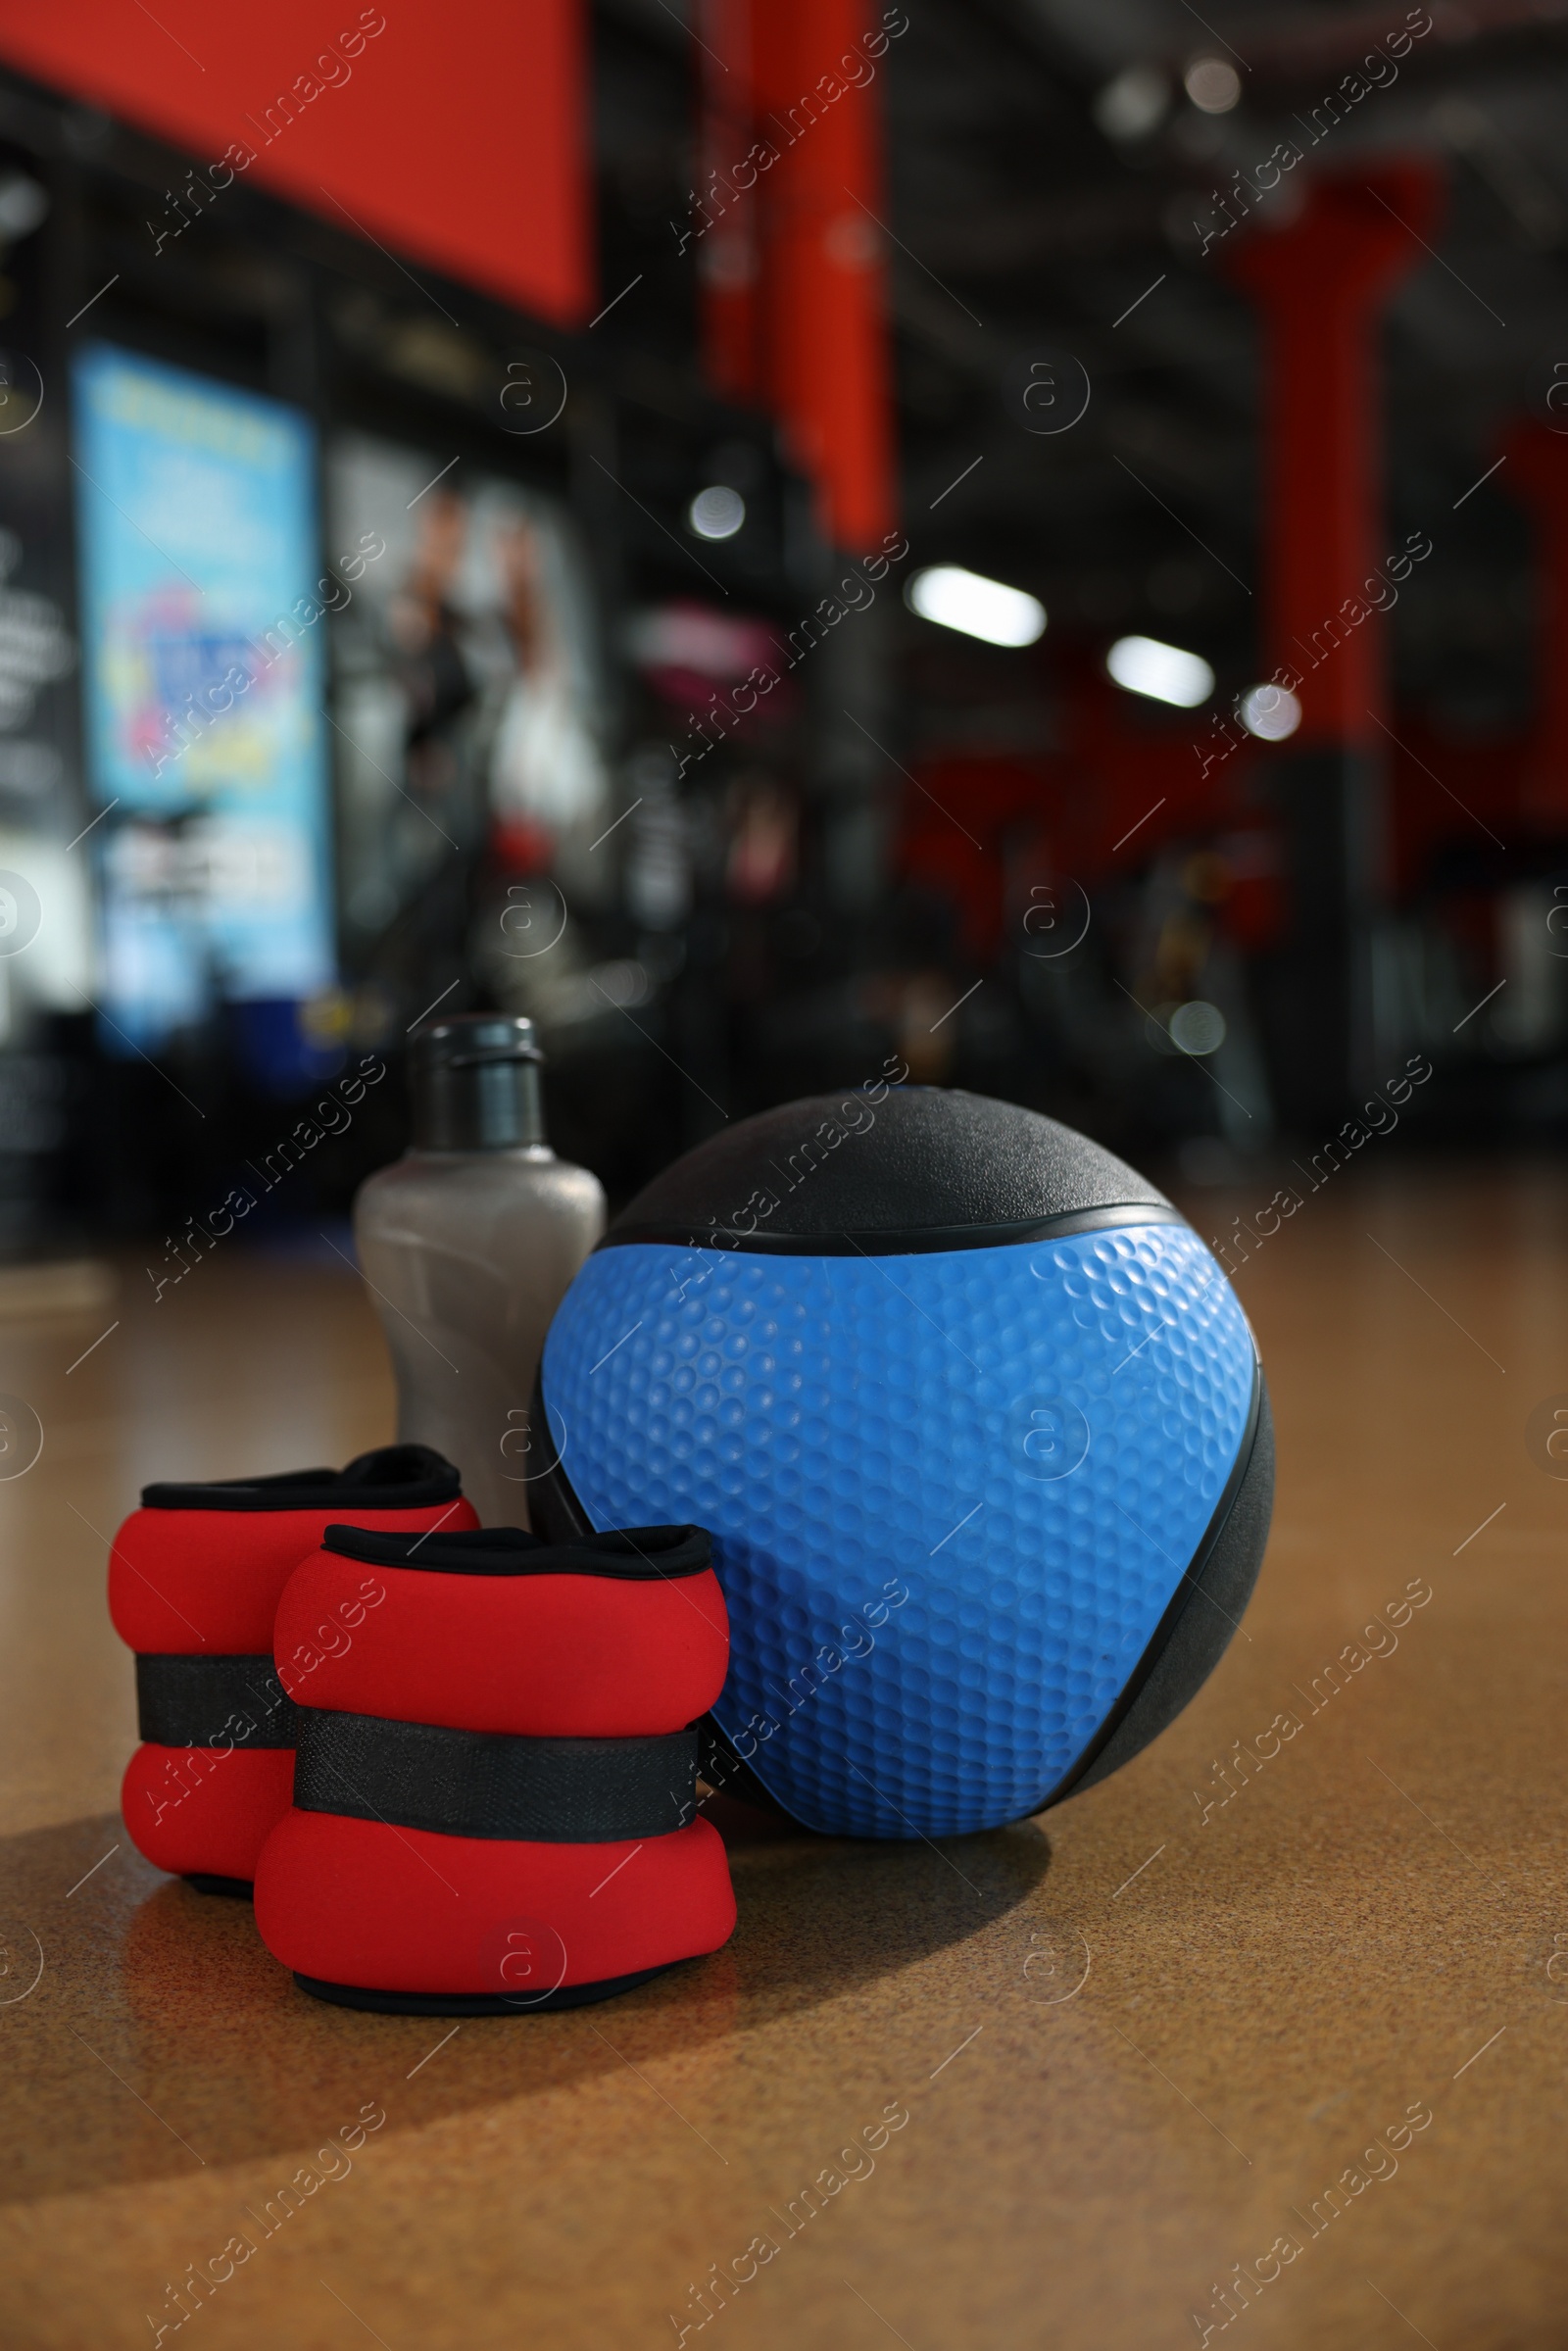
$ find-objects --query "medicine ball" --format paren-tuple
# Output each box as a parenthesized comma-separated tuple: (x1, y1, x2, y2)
(531, 1086, 1271, 1839)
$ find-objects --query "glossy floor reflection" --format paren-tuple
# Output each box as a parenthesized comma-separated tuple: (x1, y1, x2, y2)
(0, 1167, 1563, 2349)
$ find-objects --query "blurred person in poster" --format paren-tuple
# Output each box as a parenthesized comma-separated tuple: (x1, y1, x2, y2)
(387, 487, 478, 833)
(342, 483, 482, 1020)
(327, 435, 610, 1019)
(488, 511, 608, 899)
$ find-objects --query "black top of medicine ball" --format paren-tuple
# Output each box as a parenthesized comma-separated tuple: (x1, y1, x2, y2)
(599, 1086, 1176, 1255)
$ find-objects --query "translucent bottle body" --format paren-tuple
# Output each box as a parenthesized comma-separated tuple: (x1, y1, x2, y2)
(354, 1145, 605, 1528)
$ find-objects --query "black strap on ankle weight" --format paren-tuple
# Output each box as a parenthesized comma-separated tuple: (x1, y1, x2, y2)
(135, 1654, 300, 1748)
(139, 1443, 462, 1514)
(292, 1708, 701, 1843)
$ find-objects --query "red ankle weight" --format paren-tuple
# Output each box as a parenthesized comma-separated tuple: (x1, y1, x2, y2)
(110, 1446, 476, 1892)
(253, 1523, 735, 2011)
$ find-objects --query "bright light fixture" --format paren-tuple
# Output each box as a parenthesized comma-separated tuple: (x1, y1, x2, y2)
(1185, 57, 1242, 113)
(906, 565, 1046, 648)
(1106, 634, 1214, 707)
(1094, 64, 1168, 143)
(1239, 682, 1302, 741)
(1169, 1000, 1227, 1056)
(0, 173, 47, 240)
(688, 485, 746, 540)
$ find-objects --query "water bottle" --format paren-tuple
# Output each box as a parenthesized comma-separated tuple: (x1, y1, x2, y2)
(353, 1014, 605, 1526)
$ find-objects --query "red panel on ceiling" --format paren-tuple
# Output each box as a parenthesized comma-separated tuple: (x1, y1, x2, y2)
(0, 0, 593, 326)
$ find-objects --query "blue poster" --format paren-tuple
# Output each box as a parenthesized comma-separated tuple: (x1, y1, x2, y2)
(73, 344, 334, 1045)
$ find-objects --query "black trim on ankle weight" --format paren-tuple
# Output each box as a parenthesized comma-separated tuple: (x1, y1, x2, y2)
(320, 1521, 710, 1582)
(140, 1444, 463, 1514)
(293, 1962, 678, 2015)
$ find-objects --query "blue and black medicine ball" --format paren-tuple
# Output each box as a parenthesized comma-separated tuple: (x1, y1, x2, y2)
(532, 1086, 1272, 1839)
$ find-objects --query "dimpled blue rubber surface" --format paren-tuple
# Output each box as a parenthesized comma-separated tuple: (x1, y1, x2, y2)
(541, 1224, 1256, 1837)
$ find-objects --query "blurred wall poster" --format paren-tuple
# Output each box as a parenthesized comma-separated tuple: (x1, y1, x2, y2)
(73, 343, 334, 1048)
(326, 432, 609, 955)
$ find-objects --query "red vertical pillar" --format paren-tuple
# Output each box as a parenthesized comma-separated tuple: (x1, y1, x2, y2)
(750, 0, 898, 555)
(692, 4, 899, 907)
(1503, 424, 1568, 831)
(1226, 164, 1441, 1118)
(1228, 167, 1437, 744)
(696, 0, 765, 406)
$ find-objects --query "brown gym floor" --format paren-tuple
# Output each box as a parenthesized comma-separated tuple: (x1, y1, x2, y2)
(0, 1160, 1562, 2349)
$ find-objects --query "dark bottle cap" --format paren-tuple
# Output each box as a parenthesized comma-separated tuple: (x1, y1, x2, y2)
(409, 1013, 546, 1151)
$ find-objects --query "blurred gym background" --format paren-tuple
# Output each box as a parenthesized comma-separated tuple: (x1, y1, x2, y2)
(0, 0, 1560, 1255)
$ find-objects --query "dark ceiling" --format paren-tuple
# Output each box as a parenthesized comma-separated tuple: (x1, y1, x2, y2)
(595, 0, 1568, 735)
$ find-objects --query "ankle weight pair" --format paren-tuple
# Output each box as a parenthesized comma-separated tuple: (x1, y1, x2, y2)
(109, 1447, 476, 1891)
(253, 1522, 736, 2012)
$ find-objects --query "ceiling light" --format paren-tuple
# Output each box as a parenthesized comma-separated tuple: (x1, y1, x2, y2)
(1094, 64, 1169, 143)
(688, 485, 745, 540)
(906, 565, 1046, 648)
(1239, 682, 1302, 740)
(1106, 634, 1214, 707)
(1185, 57, 1242, 113)
(0, 173, 47, 240)
(1169, 1000, 1227, 1055)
